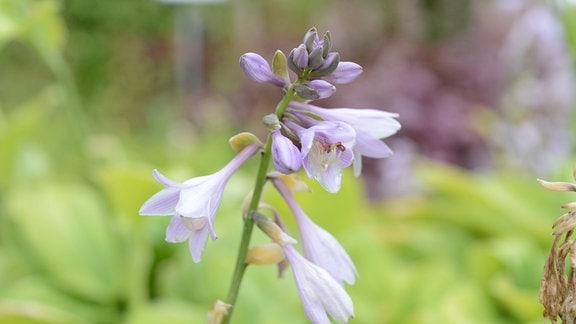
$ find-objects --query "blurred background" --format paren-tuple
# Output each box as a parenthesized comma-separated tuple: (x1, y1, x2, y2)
(1, 0, 576, 323)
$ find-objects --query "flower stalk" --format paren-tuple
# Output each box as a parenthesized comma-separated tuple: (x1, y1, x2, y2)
(223, 86, 296, 323)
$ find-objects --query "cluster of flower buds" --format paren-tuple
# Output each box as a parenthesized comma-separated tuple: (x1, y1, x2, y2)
(141, 27, 401, 324)
(241, 27, 400, 193)
(287, 28, 339, 80)
(240, 27, 363, 101)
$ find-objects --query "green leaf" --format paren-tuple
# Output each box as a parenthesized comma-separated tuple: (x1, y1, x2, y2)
(5, 181, 126, 303)
(0, 277, 115, 323)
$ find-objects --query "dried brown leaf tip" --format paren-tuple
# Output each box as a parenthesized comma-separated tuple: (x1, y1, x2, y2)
(539, 165, 576, 322)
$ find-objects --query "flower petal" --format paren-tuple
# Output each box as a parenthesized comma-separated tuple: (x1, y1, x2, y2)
(289, 103, 401, 140)
(139, 186, 181, 215)
(166, 215, 191, 243)
(189, 225, 211, 263)
(352, 150, 363, 177)
(317, 165, 343, 194)
(152, 169, 182, 188)
(299, 217, 358, 285)
(283, 245, 354, 323)
(175, 175, 219, 218)
(354, 132, 393, 159)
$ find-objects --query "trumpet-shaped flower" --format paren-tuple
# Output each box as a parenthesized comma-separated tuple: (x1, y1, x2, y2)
(239, 52, 286, 88)
(288, 101, 400, 175)
(271, 129, 302, 174)
(139, 144, 260, 262)
(272, 177, 358, 285)
(286, 120, 356, 193)
(283, 244, 354, 324)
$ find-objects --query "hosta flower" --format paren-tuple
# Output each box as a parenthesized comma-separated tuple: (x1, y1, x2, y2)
(239, 52, 286, 88)
(139, 144, 260, 262)
(271, 129, 302, 174)
(288, 101, 400, 175)
(283, 244, 354, 324)
(272, 177, 358, 285)
(285, 120, 356, 193)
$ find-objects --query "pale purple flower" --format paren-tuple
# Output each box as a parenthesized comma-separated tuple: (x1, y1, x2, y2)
(285, 120, 356, 193)
(139, 144, 260, 262)
(283, 244, 354, 324)
(272, 177, 358, 285)
(271, 129, 302, 174)
(322, 61, 363, 84)
(239, 52, 286, 88)
(288, 101, 401, 176)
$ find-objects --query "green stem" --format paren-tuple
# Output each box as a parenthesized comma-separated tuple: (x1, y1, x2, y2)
(223, 86, 295, 323)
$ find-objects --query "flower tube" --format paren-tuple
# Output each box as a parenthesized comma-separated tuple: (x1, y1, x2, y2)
(272, 176, 358, 285)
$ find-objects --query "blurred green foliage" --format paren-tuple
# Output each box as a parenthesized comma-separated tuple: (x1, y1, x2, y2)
(1, 0, 575, 323)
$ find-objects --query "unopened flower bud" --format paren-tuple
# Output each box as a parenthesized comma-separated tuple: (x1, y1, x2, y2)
(307, 47, 324, 70)
(240, 52, 286, 87)
(229, 132, 263, 153)
(323, 61, 363, 84)
(306, 80, 336, 99)
(289, 44, 309, 71)
(263, 114, 281, 131)
(246, 243, 285, 265)
(208, 300, 232, 324)
(294, 83, 320, 100)
(303, 27, 318, 52)
(537, 179, 576, 192)
(321, 31, 332, 57)
(310, 52, 340, 78)
(271, 129, 302, 174)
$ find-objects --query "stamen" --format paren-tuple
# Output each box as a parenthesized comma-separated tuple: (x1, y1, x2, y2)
(334, 142, 346, 152)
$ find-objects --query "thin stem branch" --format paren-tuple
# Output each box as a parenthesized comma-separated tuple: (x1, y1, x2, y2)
(223, 86, 295, 323)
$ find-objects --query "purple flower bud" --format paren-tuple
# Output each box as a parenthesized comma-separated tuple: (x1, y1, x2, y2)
(294, 84, 320, 101)
(322, 61, 363, 84)
(239, 52, 286, 88)
(303, 27, 319, 52)
(271, 129, 302, 174)
(289, 44, 309, 71)
(321, 31, 332, 57)
(310, 52, 340, 78)
(307, 47, 324, 70)
(305, 80, 336, 100)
